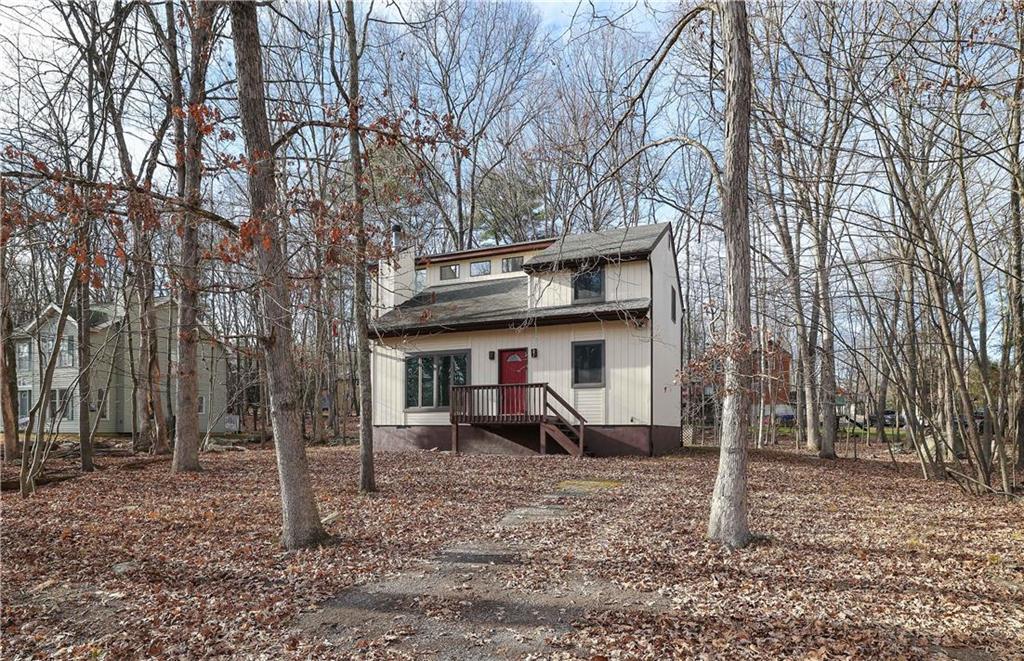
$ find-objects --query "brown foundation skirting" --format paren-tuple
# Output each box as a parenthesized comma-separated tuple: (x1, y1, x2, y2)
(373, 425, 681, 457)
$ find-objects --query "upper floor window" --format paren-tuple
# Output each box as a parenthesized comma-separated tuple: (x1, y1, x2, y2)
(58, 337, 76, 368)
(502, 256, 524, 273)
(470, 260, 491, 277)
(414, 268, 427, 292)
(440, 264, 460, 281)
(16, 342, 31, 371)
(572, 266, 604, 303)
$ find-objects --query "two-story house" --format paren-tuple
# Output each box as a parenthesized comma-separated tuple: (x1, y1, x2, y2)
(370, 222, 683, 456)
(13, 298, 231, 436)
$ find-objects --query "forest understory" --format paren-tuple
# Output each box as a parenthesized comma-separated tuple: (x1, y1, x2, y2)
(2, 445, 1021, 659)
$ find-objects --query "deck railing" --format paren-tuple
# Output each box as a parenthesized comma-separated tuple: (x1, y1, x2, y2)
(450, 383, 548, 424)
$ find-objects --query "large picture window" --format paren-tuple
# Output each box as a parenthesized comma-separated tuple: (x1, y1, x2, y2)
(405, 351, 469, 409)
(572, 267, 604, 302)
(572, 341, 604, 387)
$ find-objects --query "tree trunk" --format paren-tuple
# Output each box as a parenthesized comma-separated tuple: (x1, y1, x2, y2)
(0, 237, 18, 461)
(77, 259, 93, 472)
(229, 0, 325, 550)
(345, 0, 375, 494)
(708, 0, 753, 549)
(170, 0, 217, 473)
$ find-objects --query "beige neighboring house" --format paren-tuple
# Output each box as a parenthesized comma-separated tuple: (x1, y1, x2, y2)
(13, 298, 232, 436)
(370, 223, 683, 456)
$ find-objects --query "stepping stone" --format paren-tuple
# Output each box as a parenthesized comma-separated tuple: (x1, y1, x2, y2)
(437, 543, 520, 566)
(499, 505, 570, 526)
(556, 479, 622, 493)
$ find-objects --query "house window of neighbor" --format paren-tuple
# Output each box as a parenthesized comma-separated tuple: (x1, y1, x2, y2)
(671, 286, 677, 323)
(470, 260, 491, 277)
(414, 268, 427, 292)
(49, 388, 74, 420)
(16, 341, 30, 371)
(572, 266, 604, 303)
(440, 264, 460, 281)
(197, 395, 206, 414)
(501, 256, 524, 273)
(95, 388, 108, 419)
(572, 341, 604, 387)
(58, 336, 76, 367)
(18, 389, 31, 414)
(405, 351, 468, 409)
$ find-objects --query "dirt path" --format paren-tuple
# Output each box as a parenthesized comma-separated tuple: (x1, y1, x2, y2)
(299, 478, 665, 659)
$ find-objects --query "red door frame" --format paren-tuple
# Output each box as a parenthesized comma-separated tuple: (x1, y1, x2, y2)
(498, 348, 528, 416)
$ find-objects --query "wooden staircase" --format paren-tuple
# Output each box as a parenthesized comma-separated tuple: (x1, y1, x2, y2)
(450, 383, 586, 457)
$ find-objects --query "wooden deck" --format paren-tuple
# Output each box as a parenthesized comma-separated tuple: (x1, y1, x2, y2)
(450, 383, 587, 457)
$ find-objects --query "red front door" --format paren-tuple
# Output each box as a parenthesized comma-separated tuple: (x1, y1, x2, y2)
(499, 348, 528, 416)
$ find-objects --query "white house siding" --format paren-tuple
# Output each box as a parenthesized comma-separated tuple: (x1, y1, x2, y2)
(648, 233, 683, 428)
(372, 320, 651, 427)
(529, 260, 650, 308)
(421, 249, 537, 288)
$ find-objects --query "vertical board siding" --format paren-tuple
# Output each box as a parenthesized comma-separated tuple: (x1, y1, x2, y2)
(649, 234, 683, 427)
(372, 320, 650, 426)
(530, 261, 650, 308)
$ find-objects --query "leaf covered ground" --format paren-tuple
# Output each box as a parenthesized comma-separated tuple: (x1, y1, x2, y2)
(1, 445, 1022, 659)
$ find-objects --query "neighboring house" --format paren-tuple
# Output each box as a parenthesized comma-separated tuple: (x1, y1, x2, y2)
(370, 223, 683, 456)
(751, 339, 796, 421)
(13, 298, 231, 436)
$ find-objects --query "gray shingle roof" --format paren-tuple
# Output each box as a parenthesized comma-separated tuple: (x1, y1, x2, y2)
(372, 277, 649, 337)
(522, 222, 670, 271)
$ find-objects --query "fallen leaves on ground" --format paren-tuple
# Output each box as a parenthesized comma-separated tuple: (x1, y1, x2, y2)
(1, 445, 1022, 659)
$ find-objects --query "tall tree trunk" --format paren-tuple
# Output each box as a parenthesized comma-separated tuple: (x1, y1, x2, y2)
(345, 0, 375, 493)
(168, 0, 218, 473)
(229, 0, 325, 549)
(0, 235, 18, 461)
(77, 255, 93, 472)
(708, 0, 753, 549)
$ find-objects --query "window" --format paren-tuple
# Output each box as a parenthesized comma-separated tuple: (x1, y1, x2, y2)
(470, 260, 491, 277)
(572, 267, 604, 302)
(405, 351, 469, 409)
(94, 388, 108, 419)
(49, 388, 74, 420)
(671, 286, 677, 323)
(18, 389, 31, 415)
(414, 268, 427, 292)
(440, 264, 460, 281)
(502, 256, 524, 273)
(572, 341, 604, 387)
(16, 342, 30, 371)
(58, 337, 76, 367)
(197, 395, 206, 414)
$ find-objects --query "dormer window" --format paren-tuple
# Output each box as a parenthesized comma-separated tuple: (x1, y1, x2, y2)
(502, 256, 523, 273)
(440, 264, 460, 281)
(572, 266, 604, 303)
